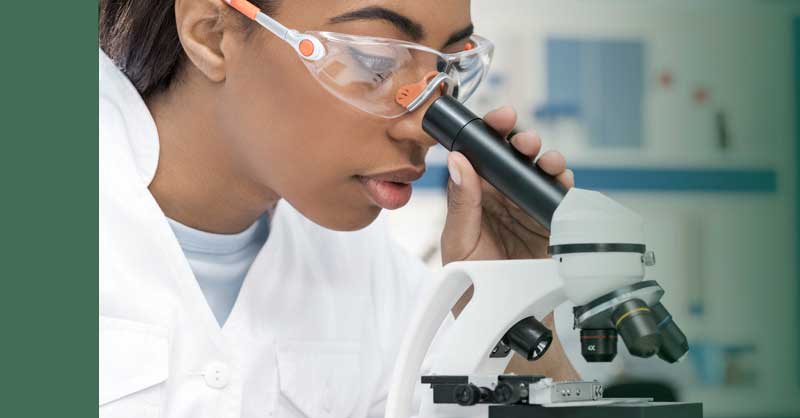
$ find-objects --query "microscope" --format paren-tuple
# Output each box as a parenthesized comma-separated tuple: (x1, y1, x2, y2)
(384, 96, 702, 418)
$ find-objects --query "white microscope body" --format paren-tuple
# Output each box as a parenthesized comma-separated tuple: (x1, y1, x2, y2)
(385, 188, 680, 418)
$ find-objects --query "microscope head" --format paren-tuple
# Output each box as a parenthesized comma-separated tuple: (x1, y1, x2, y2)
(548, 189, 689, 364)
(549, 189, 647, 305)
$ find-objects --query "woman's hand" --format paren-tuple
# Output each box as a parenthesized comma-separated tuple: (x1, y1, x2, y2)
(440, 106, 580, 381)
(441, 106, 574, 265)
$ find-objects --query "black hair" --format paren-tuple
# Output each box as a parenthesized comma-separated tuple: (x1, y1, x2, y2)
(99, 0, 277, 98)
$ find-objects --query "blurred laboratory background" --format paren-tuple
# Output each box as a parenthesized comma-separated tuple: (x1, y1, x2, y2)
(381, 1, 800, 417)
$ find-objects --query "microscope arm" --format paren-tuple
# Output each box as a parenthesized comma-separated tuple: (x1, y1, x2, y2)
(385, 259, 568, 418)
(384, 262, 472, 418)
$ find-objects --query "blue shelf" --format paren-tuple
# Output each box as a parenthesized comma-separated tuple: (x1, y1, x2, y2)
(416, 164, 777, 193)
(570, 166, 776, 192)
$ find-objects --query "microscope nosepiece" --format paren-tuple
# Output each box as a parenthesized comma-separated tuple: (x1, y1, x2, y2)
(573, 282, 690, 365)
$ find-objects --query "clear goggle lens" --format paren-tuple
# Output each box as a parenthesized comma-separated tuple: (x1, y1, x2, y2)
(301, 32, 494, 118)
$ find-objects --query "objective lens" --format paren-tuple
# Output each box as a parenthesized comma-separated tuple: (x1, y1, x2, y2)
(651, 303, 689, 363)
(612, 299, 661, 358)
(503, 316, 553, 361)
(580, 329, 618, 362)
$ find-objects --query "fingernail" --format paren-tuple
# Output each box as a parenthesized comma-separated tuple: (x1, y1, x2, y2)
(487, 105, 514, 117)
(448, 157, 462, 186)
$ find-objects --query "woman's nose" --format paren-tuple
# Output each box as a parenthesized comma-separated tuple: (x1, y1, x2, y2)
(386, 94, 442, 150)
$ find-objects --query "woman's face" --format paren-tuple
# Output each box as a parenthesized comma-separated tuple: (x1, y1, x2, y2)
(217, 0, 472, 230)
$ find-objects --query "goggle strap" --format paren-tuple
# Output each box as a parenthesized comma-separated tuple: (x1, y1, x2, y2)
(254, 11, 290, 40)
(225, 0, 325, 61)
(225, 0, 260, 21)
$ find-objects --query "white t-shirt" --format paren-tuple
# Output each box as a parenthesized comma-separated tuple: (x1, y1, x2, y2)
(99, 48, 449, 418)
(167, 215, 269, 326)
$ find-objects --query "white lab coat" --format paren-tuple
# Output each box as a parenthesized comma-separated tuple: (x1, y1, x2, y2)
(99, 49, 444, 418)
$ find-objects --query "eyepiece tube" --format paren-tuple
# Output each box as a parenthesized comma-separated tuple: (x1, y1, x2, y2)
(423, 95, 567, 230)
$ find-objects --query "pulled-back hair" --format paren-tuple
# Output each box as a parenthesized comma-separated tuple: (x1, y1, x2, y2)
(99, 0, 276, 97)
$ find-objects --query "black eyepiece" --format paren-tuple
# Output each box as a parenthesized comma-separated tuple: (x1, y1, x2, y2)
(422, 96, 566, 230)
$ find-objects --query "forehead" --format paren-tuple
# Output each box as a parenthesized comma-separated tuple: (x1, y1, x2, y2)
(276, 0, 472, 49)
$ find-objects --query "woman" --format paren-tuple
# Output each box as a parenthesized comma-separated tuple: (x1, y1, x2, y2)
(99, 0, 577, 417)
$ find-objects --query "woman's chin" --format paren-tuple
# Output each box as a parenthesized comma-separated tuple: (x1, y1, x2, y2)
(300, 204, 382, 232)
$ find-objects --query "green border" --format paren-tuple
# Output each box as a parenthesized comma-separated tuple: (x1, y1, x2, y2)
(794, 15, 800, 389)
(4, 1, 98, 414)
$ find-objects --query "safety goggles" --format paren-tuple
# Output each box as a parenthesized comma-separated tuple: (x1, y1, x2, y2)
(225, 0, 494, 118)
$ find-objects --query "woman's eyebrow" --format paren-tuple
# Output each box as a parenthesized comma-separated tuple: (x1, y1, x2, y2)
(329, 7, 474, 50)
(443, 24, 474, 48)
(329, 7, 426, 42)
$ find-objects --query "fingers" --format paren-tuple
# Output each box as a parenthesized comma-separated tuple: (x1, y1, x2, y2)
(441, 152, 484, 263)
(509, 130, 542, 158)
(478, 106, 576, 191)
(510, 131, 573, 188)
(556, 168, 575, 189)
(483, 106, 517, 138)
(536, 150, 567, 176)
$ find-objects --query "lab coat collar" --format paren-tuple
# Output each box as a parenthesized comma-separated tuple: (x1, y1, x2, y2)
(99, 49, 160, 186)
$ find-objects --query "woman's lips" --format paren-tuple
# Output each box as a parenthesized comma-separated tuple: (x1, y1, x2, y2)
(359, 177, 413, 209)
(357, 167, 424, 210)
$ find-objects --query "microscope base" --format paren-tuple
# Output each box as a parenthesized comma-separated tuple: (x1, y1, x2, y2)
(489, 402, 702, 418)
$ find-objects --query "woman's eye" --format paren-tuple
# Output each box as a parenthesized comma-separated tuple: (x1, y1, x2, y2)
(349, 47, 397, 77)
(455, 56, 480, 73)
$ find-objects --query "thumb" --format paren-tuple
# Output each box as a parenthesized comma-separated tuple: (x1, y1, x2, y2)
(441, 152, 483, 263)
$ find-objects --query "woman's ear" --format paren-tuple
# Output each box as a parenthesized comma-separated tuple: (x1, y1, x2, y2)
(175, 0, 228, 83)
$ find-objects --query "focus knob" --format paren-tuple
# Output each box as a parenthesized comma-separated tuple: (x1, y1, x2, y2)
(453, 384, 485, 406)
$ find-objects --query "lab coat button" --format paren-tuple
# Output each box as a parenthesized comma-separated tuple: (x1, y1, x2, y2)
(204, 362, 230, 389)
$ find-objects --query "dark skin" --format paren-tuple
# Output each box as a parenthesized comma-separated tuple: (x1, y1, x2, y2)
(147, 0, 578, 380)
